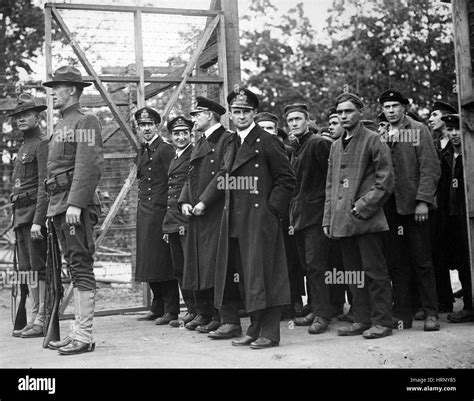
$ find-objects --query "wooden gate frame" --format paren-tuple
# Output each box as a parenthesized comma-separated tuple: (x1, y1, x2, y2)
(43, 0, 241, 317)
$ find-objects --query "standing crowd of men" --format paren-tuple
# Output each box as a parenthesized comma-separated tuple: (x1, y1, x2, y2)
(8, 65, 473, 355)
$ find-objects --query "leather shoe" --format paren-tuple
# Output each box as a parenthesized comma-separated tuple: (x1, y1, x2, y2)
(294, 312, 316, 326)
(208, 323, 242, 339)
(363, 325, 392, 339)
(12, 324, 33, 337)
(308, 317, 329, 334)
(424, 315, 440, 332)
(196, 320, 220, 333)
(154, 312, 178, 325)
(58, 340, 95, 355)
(447, 309, 474, 323)
(391, 317, 412, 329)
(338, 322, 371, 336)
(169, 312, 196, 327)
(232, 335, 256, 346)
(185, 314, 211, 331)
(250, 337, 279, 349)
(20, 324, 44, 338)
(137, 311, 161, 321)
(48, 336, 73, 350)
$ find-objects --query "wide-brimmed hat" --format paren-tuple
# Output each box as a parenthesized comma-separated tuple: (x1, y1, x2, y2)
(42, 65, 92, 88)
(8, 93, 47, 117)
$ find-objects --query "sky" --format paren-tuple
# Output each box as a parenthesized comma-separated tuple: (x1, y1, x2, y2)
(22, 0, 337, 82)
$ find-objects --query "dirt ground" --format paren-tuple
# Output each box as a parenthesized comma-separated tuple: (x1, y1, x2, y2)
(1, 285, 473, 369)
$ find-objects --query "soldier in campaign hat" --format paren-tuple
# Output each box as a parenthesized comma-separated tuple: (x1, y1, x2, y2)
(8, 94, 48, 339)
(134, 107, 179, 326)
(42, 65, 103, 355)
(162, 116, 197, 328)
(178, 96, 235, 335)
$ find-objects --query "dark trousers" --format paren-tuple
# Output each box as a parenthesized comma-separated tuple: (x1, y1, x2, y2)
(384, 198, 439, 319)
(194, 288, 219, 321)
(15, 223, 47, 281)
(169, 232, 196, 314)
(295, 224, 332, 320)
(222, 238, 281, 339)
(247, 307, 282, 342)
(149, 280, 179, 316)
(449, 215, 472, 310)
(328, 239, 352, 314)
(282, 218, 305, 305)
(431, 210, 454, 308)
(339, 233, 393, 327)
(52, 209, 97, 291)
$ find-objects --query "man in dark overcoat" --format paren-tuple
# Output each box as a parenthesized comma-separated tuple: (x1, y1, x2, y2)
(323, 92, 394, 339)
(284, 103, 333, 335)
(380, 89, 441, 332)
(214, 88, 296, 348)
(162, 116, 196, 327)
(178, 97, 233, 333)
(134, 107, 178, 326)
(9, 94, 48, 338)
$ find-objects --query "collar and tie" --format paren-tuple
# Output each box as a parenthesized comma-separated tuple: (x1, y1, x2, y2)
(141, 143, 150, 155)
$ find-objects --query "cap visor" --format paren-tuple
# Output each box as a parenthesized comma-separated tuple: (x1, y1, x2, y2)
(42, 80, 92, 88)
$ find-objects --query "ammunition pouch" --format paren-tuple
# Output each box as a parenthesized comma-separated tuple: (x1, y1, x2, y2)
(45, 171, 73, 196)
(10, 191, 37, 209)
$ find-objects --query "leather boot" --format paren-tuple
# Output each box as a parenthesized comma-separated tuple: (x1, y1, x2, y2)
(73, 290, 96, 348)
(32, 280, 46, 327)
(28, 283, 39, 326)
(58, 340, 95, 355)
(21, 324, 44, 338)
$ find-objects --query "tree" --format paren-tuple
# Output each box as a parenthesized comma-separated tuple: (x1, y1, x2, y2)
(0, 0, 44, 96)
(240, 0, 456, 124)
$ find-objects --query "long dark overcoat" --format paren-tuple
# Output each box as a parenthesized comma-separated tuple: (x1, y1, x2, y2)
(178, 125, 232, 290)
(214, 125, 296, 313)
(135, 136, 175, 282)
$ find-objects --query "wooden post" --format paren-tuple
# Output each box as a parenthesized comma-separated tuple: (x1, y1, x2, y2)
(44, 6, 53, 139)
(452, 0, 474, 305)
(134, 10, 145, 109)
(220, 0, 241, 88)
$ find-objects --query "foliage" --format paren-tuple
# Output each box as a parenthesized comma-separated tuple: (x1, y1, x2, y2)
(240, 0, 455, 123)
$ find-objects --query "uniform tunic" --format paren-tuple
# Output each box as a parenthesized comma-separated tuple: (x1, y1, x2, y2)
(135, 136, 175, 282)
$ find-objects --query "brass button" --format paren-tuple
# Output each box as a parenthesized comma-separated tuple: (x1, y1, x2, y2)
(148, 197, 151, 200)
(211, 171, 215, 175)
(210, 160, 214, 163)
(254, 203, 259, 208)
(256, 138, 261, 142)
(255, 150, 259, 154)
(255, 163, 259, 168)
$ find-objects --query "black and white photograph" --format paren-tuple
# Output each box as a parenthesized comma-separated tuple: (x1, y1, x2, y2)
(0, 0, 473, 400)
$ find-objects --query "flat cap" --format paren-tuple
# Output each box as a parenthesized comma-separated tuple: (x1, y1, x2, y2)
(167, 116, 194, 131)
(441, 114, 460, 129)
(432, 101, 457, 114)
(134, 107, 161, 124)
(283, 103, 309, 117)
(378, 89, 409, 105)
(335, 92, 364, 108)
(227, 88, 259, 110)
(255, 112, 279, 125)
(8, 93, 47, 117)
(190, 96, 226, 116)
(327, 107, 338, 119)
(42, 65, 92, 88)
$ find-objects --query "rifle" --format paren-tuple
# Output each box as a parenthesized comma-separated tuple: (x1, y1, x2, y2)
(12, 229, 28, 331)
(42, 219, 63, 348)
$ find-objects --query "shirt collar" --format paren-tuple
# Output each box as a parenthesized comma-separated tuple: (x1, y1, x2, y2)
(60, 102, 80, 118)
(237, 122, 256, 143)
(144, 134, 159, 146)
(204, 122, 222, 138)
(176, 142, 192, 158)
